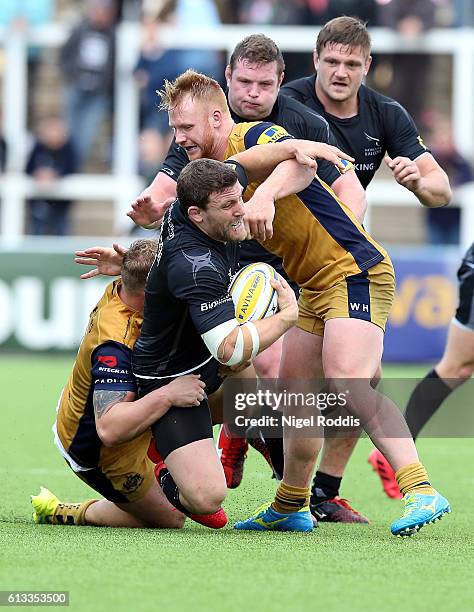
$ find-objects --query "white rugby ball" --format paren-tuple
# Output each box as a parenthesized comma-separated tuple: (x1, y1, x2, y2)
(229, 262, 279, 323)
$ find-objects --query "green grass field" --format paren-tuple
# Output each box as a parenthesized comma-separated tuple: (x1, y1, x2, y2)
(1, 355, 472, 612)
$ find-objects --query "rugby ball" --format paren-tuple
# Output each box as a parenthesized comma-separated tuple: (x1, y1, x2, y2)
(229, 263, 279, 323)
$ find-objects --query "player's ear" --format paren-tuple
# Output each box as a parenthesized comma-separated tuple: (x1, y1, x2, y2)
(188, 206, 203, 224)
(313, 50, 319, 70)
(277, 71, 284, 87)
(225, 64, 232, 86)
(211, 108, 222, 127)
(364, 55, 372, 75)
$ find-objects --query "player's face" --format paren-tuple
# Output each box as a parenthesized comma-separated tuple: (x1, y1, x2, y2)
(314, 43, 371, 104)
(170, 96, 217, 160)
(226, 59, 283, 120)
(200, 182, 246, 243)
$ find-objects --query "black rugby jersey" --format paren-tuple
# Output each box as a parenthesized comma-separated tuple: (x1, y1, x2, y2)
(132, 201, 239, 385)
(281, 75, 429, 189)
(159, 93, 341, 285)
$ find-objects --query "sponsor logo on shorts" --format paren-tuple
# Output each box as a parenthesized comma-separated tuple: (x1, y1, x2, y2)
(349, 302, 370, 313)
(97, 366, 129, 374)
(97, 355, 117, 367)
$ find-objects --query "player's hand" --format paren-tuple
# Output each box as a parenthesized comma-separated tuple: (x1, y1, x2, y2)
(75, 243, 126, 279)
(127, 193, 174, 228)
(384, 155, 421, 192)
(165, 374, 206, 407)
(271, 276, 298, 326)
(293, 141, 354, 172)
(243, 192, 275, 242)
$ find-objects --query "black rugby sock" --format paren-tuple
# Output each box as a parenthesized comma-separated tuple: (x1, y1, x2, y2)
(311, 471, 342, 504)
(404, 369, 452, 441)
(157, 467, 188, 515)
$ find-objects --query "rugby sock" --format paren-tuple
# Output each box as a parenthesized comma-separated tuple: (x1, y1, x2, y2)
(310, 471, 342, 504)
(272, 482, 310, 514)
(54, 499, 98, 526)
(395, 462, 435, 496)
(404, 369, 452, 440)
(157, 467, 189, 515)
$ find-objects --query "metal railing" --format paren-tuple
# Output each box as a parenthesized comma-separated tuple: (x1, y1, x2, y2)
(1, 23, 472, 249)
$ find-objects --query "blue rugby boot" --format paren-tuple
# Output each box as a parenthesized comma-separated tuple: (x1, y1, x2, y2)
(391, 490, 451, 537)
(234, 503, 314, 532)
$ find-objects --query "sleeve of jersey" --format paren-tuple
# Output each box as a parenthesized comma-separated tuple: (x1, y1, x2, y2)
(384, 101, 431, 161)
(91, 341, 137, 393)
(300, 112, 340, 187)
(168, 251, 236, 335)
(159, 137, 188, 182)
(243, 122, 293, 149)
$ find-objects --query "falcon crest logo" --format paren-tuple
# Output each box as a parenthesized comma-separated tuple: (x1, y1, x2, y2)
(182, 249, 218, 284)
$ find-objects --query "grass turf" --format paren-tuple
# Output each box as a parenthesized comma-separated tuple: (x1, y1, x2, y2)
(1, 355, 472, 612)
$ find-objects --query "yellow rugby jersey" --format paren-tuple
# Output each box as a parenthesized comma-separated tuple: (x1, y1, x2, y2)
(56, 279, 143, 468)
(226, 122, 388, 291)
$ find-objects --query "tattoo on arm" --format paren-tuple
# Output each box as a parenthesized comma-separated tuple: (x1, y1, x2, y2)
(93, 390, 128, 419)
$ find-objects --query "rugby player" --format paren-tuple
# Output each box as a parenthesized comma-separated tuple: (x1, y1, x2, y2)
(31, 239, 206, 529)
(131, 159, 299, 522)
(370, 242, 474, 498)
(280, 16, 452, 511)
(155, 70, 450, 536)
(127, 34, 369, 522)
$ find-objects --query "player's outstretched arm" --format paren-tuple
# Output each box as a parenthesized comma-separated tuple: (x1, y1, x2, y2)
(384, 153, 452, 207)
(75, 243, 127, 279)
(94, 374, 206, 447)
(330, 171, 367, 222)
(230, 140, 353, 184)
(127, 172, 178, 228)
(243, 159, 315, 241)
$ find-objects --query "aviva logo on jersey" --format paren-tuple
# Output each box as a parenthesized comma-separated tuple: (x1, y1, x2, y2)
(257, 125, 290, 144)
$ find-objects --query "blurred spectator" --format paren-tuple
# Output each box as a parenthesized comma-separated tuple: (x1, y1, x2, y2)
(26, 116, 77, 236)
(60, 0, 117, 168)
(130, 126, 171, 236)
(134, 14, 184, 133)
(0, 0, 54, 124)
(138, 127, 171, 184)
(307, 0, 377, 25)
(425, 112, 473, 245)
(168, 0, 224, 79)
(135, 0, 224, 132)
(373, 0, 438, 125)
(237, 0, 308, 25)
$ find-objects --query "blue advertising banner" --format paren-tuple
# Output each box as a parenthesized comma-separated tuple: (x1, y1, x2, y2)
(384, 248, 461, 362)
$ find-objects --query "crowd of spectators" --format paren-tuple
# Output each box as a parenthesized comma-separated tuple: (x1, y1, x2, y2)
(0, 0, 473, 237)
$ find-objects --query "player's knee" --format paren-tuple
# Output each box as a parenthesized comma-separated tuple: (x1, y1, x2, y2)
(186, 482, 226, 515)
(254, 353, 280, 378)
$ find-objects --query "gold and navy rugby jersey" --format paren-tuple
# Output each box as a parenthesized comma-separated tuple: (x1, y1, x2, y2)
(226, 121, 388, 291)
(56, 279, 143, 468)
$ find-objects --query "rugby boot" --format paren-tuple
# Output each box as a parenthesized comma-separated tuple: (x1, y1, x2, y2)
(391, 490, 451, 537)
(234, 503, 314, 532)
(217, 424, 248, 488)
(311, 496, 369, 524)
(368, 448, 402, 499)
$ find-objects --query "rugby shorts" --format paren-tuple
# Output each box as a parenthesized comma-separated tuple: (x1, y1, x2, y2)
(297, 255, 395, 336)
(65, 431, 155, 504)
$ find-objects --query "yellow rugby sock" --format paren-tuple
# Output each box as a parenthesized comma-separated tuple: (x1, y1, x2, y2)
(54, 499, 98, 526)
(271, 482, 310, 514)
(395, 462, 435, 496)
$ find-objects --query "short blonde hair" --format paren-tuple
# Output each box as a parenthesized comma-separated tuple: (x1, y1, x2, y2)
(158, 70, 229, 113)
